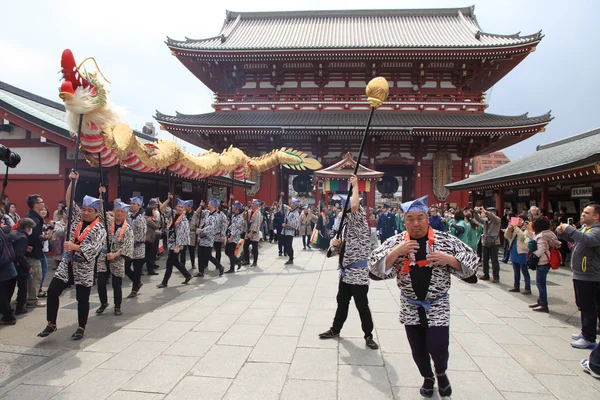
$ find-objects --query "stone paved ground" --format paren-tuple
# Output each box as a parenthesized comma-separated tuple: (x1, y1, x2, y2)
(1, 238, 599, 399)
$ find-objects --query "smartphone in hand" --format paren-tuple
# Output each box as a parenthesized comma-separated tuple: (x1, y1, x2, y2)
(567, 217, 574, 225)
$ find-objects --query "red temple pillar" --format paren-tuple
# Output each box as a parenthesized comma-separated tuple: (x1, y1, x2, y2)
(540, 182, 549, 214)
(461, 157, 470, 208)
(414, 154, 423, 198)
(108, 166, 119, 201)
(495, 188, 504, 212)
(367, 184, 376, 210)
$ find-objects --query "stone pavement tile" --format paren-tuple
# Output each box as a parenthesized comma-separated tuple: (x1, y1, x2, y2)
(1, 385, 62, 400)
(234, 307, 276, 325)
(371, 312, 402, 330)
(305, 309, 335, 326)
(472, 356, 549, 394)
(535, 374, 600, 400)
(546, 327, 578, 343)
(25, 351, 113, 387)
(140, 321, 196, 343)
(155, 299, 199, 314)
(249, 335, 298, 363)
(223, 362, 288, 400)
(450, 315, 485, 333)
(284, 289, 315, 304)
(124, 312, 177, 330)
(50, 368, 137, 400)
(83, 328, 150, 353)
(376, 328, 412, 354)
(449, 294, 485, 309)
(192, 313, 239, 332)
(165, 376, 232, 400)
(99, 341, 171, 371)
(559, 359, 600, 392)
(280, 379, 337, 400)
(501, 344, 575, 375)
(289, 348, 337, 381)
(297, 325, 339, 349)
(530, 335, 589, 361)
(170, 305, 216, 322)
(191, 345, 251, 378)
(501, 393, 559, 400)
(195, 294, 232, 307)
(450, 306, 465, 316)
(483, 303, 525, 318)
(218, 324, 265, 347)
(393, 387, 441, 400)
(163, 331, 222, 357)
(275, 299, 315, 318)
(384, 352, 423, 387)
(309, 296, 337, 311)
(339, 338, 383, 366)
(338, 365, 393, 399)
(462, 308, 506, 325)
(260, 286, 290, 296)
(527, 311, 576, 328)
(0, 344, 57, 357)
(453, 332, 510, 358)
(228, 288, 264, 302)
(107, 391, 165, 400)
(431, 370, 506, 399)
(251, 295, 286, 309)
(0, 353, 45, 382)
(447, 343, 480, 371)
(479, 323, 533, 345)
(264, 316, 305, 336)
(121, 354, 199, 394)
(466, 292, 504, 305)
(502, 318, 554, 336)
(213, 300, 253, 315)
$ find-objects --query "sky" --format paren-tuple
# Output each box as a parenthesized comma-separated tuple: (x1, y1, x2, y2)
(2, 0, 598, 160)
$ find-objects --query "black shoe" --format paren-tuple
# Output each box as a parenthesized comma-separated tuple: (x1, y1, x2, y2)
(71, 327, 85, 341)
(96, 303, 109, 314)
(38, 322, 57, 338)
(237, 263, 242, 270)
(225, 269, 235, 274)
(219, 267, 224, 277)
(420, 377, 435, 398)
(480, 275, 490, 281)
(114, 308, 122, 316)
(148, 271, 159, 276)
(183, 276, 192, 285)
(365, 335, 379, 350)
(127, 291, 137, 299)
(241, 261, 250, 266)
(157, 283, 167, 288)
(191, 265, 196, 269)
(284, 260, 293, 265)
(278, 253, 283, 257)
(492, 279, 499, 284)
(0, 318, 16, 325)
(318, 329, 339, 339)
(251, 263, 257, 268)
(437, 373, 452, 397)
(15, 308, 28, 315)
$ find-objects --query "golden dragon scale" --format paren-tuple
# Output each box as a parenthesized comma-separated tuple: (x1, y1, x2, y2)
(58, 49, 321, 180)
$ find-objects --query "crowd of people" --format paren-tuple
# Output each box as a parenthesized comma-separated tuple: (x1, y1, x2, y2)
(0, 176, 599, 393)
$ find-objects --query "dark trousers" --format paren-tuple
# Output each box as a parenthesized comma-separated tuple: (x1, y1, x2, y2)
(179, 245, 196, 268)
(97, 272, 123, 308)
(482, 245, 500, 279)
(162, 250, 191, 284)
(225, 242, 238, 270)
(243, 240, 259, 264)
(46, 277, 91, 328)
(213, 241, 222, 264)
(405, 325, 450, 378)
(282, 235, 294, 261)
(502, 240, 510, 262)
(15, 277, 27, 311)
(331, 280, 374, 338)
(573, 279, 600, 342)
(269, 230, 275, 243)
(145, 241, 157, 272)
(302, 235, 311, 249)
(277, 233, 285, 255)
(0, 278, 16, 321)
(125, 259, 144, 291)
(590, 338, 600, 374)
(198, 246, 221, 274)
(512, 262, 531, 288)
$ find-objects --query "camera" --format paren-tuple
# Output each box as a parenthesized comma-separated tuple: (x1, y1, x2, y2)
(0, 144, 21, 168)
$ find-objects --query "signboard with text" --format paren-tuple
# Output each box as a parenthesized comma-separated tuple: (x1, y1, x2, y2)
(518, 188, 531, 197)
(182, 182, 193, 193)
(571, 186, 593, 198)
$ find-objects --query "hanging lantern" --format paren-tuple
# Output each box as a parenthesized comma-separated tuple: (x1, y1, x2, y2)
(377, 176, 399, 198)
(292, 175, 312, 194)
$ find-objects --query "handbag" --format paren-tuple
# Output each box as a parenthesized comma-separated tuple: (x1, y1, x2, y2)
(310, 228, 321, 245)
(526, 252, 539, 270)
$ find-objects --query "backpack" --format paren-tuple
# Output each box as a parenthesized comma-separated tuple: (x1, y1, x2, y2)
(0, 230, 16, 268)
(547, 247, 562, 270)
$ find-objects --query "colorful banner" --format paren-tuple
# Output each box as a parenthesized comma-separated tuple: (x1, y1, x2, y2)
(323, 180, 371, 192)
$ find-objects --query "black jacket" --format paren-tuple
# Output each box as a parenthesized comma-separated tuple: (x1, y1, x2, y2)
(8, 230, 30, 278)
(25, 210, 44, 259)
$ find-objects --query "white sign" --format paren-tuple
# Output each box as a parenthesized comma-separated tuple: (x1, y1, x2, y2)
(571, 186, 593, 198)
(518, 189, 531, 197)
(182, 182, 193, 193)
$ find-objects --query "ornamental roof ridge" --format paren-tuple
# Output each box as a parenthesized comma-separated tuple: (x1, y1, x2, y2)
(0, 80, 65, 111)
(536, 126, 600, 151)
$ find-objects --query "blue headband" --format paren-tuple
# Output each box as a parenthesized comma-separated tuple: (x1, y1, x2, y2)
(401, 195, 429, 214)
(130, 196, 143, 206)
(113, 201, 130, 211)
(82, 195, 103, 211)
(234, 202, 244, 210)
(252, 199, 261, 205)
(291, 198, 301, 206)
(209, 199, 220, 207)
(176, 199, 187, 206)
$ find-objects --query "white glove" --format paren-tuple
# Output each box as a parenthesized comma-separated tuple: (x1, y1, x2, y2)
(376, 230, 380, 235)
(394, 230, 398, 235)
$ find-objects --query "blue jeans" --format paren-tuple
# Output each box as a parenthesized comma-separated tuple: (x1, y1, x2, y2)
(512, 262, 530, 287)
(40, 253, 48, 291)
(535, 265, 551, 304)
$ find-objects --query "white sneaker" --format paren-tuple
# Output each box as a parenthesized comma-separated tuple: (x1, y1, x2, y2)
(572, 333, 584, 340)
(580, 359, 600, 379)
(571, 337, 596, 349)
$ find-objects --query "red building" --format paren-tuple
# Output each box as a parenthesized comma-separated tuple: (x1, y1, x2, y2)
(156, 7, 552, 207)
(471, 152, 511, 175)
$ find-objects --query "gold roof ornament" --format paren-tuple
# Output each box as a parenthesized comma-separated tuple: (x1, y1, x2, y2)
(365, 77, 389, 109)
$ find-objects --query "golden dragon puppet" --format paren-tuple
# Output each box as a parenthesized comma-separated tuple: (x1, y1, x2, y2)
(58, 49, 321, 180)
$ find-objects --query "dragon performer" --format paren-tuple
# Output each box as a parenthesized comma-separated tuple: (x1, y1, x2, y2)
(57, 49, 321, 180)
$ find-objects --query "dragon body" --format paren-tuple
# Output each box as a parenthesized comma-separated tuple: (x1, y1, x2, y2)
(58, 49, 321, 179)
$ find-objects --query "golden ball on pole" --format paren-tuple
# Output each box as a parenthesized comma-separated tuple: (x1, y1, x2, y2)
(366, 77, 389, 109)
